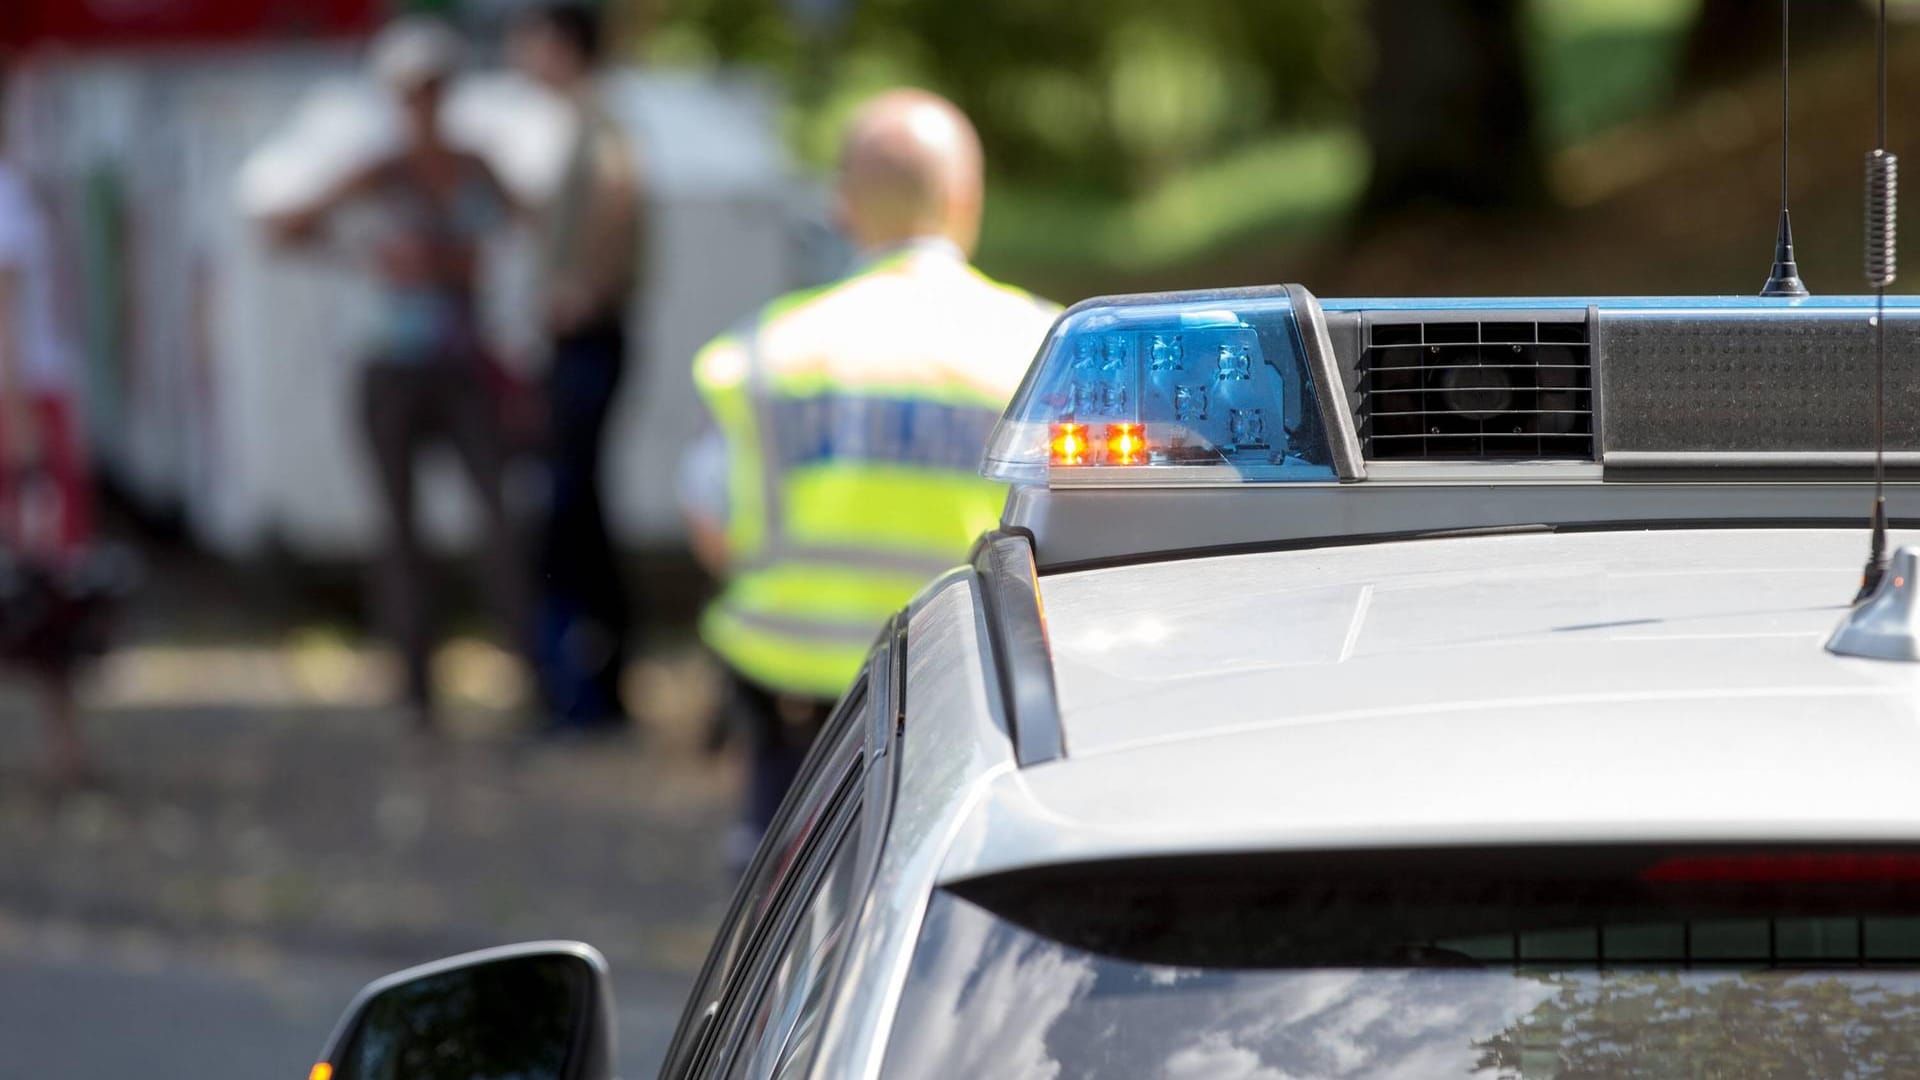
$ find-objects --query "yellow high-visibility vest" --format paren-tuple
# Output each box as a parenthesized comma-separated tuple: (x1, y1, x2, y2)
(692, 243, 1059, 698)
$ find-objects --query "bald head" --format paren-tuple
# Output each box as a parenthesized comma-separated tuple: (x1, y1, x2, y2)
(837, 90, 984, 257)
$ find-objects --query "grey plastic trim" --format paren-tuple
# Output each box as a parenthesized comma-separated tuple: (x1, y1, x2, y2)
(970, 531, 1066, 765)
(1607, 451, 1920, 475)
(1287, 284, 1366, 482)
(1586, 304, 1606, 457)
(1363, 461, 1604, 482)
(858, 615, 904, 866)
(315, 941, 616, 1080)
(1004, 480, 1920, 571)
(1828, 547, 1920, 660)
(1357, 307, 1591, 326)
(1042, 464, 1331, 488)
(1322, 310, 1364, 416)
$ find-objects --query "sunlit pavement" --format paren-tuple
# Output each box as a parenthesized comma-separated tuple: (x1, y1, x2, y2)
(0, 637, 742, 1080)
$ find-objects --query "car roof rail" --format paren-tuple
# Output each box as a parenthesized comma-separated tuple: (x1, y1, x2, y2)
(970, 529, 1065, 767)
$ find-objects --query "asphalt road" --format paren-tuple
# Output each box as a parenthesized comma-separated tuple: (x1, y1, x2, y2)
(0, 936, 374, 1080)
(0, 645, 740, 1079)
(0, 931, 690, 1079)
(0, 547, 745, 1079)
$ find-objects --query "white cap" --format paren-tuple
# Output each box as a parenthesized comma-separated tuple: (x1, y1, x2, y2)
(369, 17, 466, 91)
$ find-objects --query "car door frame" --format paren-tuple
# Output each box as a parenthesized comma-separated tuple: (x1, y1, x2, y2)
(659, 615, 903, 1079)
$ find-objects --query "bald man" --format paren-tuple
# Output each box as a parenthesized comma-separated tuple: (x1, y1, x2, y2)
(681, 90, 1058, 861)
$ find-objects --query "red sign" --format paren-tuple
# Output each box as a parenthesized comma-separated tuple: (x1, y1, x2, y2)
(1, 0, 382, 48)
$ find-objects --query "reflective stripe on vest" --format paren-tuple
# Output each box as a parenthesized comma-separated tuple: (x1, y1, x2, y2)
(694, 253, 1057, 697)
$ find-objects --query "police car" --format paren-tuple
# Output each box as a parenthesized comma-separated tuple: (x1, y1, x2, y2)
(308, 285, 1920, 1080)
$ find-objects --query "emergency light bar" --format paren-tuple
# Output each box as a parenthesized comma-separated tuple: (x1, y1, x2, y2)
(987, 286, 1920, 488)
(991, 286, 1920, 568)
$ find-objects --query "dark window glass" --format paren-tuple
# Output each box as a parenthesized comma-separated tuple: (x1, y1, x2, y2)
(336, 955, 589, 1080)
(726, 811, 863, 1080)
(721, 683, 867, 979)
(884, 848, 1920, 1079)
(663, 675, 868, 1078)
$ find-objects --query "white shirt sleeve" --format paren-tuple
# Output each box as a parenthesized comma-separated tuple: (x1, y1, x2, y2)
(0, 168, 70, 392)
(677, 427, 731, 528)
(0, 174, 36, 269)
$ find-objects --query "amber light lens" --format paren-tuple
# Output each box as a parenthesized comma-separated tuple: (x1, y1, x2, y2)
(1050, 422, 1089, 466)
(309, 1065, 334, 1080)
(1105, 423, 1146, 465)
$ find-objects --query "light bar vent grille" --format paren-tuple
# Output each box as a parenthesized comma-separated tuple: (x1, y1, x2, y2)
(1359, 319, 1594, 460)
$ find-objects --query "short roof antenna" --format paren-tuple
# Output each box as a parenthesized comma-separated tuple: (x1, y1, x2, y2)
(1762, 0, 1811, 297)
(1858, 0, 1897, 602)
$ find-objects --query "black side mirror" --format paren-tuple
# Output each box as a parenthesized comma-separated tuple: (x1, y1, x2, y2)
(311, 941, 615, 1080)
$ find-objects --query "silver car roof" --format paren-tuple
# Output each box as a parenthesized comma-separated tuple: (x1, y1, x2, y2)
(830, 528, 1920, 1078)
(1042, 528, 1890, 757)
(933, 527, 1920, 882)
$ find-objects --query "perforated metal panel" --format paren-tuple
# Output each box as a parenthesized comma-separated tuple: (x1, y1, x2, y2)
(1600, 314, 1920, 453)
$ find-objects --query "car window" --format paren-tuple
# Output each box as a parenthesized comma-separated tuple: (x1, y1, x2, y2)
(883, 848, 1920, 1079)
(662, 673, 869, 1079)
(724, 807, 864, 1080)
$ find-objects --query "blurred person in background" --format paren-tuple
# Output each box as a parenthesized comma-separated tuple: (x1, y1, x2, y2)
(681, 89, 1058, 864)
(0, 63, 97, 784)
(267, 18, 531, 731)
(511, 2, 641, 732)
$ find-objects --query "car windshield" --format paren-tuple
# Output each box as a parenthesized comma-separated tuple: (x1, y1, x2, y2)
(883, 849, 1920, 1079)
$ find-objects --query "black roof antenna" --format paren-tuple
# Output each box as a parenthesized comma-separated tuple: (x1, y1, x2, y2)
(1858, 0, 1897, 601)
(1762, 0, 1810, 297)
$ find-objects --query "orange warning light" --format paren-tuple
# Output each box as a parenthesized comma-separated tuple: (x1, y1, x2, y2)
(1050, 422, 1089, 466)
(1105, 423, 1146, 465)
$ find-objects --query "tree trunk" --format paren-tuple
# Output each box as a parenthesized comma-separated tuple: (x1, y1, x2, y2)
(1359, 0, 1544, 218)
(1682, 0, 1867, 90)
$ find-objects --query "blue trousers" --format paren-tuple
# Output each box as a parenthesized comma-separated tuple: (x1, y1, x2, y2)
(535, 321, 632, 727)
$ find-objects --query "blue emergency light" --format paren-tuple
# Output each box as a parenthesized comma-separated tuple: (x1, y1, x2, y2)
(981, 287, 1343, 485)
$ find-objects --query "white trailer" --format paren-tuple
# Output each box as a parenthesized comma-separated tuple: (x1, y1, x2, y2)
(9, 51, 803, 558)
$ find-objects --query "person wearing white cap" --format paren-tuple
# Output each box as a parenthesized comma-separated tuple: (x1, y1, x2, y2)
(267, 17, 532, 730)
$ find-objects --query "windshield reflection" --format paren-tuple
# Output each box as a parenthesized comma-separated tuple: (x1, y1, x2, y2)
(886, 893, 1920, 1080)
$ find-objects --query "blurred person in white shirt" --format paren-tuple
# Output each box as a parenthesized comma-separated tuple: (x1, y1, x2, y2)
(511, 2, 641, 730)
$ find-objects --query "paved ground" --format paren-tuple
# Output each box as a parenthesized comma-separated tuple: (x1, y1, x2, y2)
(0, 932, 697, 1077)
(0, 551, 744, 1079)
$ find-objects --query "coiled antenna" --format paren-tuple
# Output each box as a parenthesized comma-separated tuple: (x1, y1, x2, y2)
(1858, 0, 1898, 601)
(1868, 151, 1898, 289)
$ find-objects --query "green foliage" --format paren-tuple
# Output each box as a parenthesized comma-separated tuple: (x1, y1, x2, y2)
(644, 0, 1359, 192)
(978, 128, 1365, 281)
(1526, 0, 1701, 145)
(636, 0, 1703, 290)
(1473, 971, 1920, 1079)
